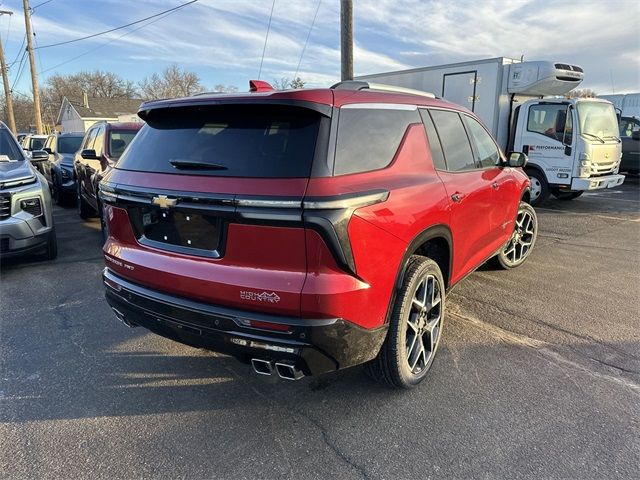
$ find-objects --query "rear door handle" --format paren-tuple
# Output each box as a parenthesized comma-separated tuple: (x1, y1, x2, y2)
(451, 192, 465, 202)
(491, 182, 499, 190)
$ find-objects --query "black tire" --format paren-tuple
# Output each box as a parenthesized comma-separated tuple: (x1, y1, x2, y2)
(99, 202, 108, 244)
(44, 227, 57, 260)
(77, 182, 93, 219)
(51, 173, 64, 206)
(552, 190, 583, 200)
(493, 202, 538, 269)
(526, 169, 549, 206)
(367, 255, 445, 389)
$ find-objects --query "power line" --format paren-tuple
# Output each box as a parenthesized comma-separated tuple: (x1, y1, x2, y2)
(258, 0, 276, 80)
(2, 10, 11, 46)
(8, 34, 25, 67)
(294, 0, 321, 79)
(31, 0, 55, 12)
(10, 49, 27, 91)
(35, 0, 198, 50)
(39, 8, 179, 74)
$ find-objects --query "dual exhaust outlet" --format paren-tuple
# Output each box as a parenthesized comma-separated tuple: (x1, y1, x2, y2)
(251, 358, 305, 380)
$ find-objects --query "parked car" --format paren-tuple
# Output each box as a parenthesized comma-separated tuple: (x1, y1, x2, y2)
(74, 121, 141, 231)
(0, 122, 57, 260)
(16, 133, 28, 144)
(100, 81, 536, 389)
(619, 116, 640, 174)
(41, 132, 84, 205)
(21, 134, 48, 164)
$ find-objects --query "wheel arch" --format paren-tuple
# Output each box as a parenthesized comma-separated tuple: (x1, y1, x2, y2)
(395, 224, 453, 291)
(524, 163, 548, 182)
(521, 186, 531, 204)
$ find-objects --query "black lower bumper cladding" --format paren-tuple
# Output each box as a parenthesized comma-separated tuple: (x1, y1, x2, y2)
(102, 268, 387, 376)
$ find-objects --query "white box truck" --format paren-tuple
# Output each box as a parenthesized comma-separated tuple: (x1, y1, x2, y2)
(358, 57, 624, 204)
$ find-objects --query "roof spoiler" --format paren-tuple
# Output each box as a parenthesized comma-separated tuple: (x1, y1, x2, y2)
(249, 80, 274, 92)
(331, 81, 436, 99)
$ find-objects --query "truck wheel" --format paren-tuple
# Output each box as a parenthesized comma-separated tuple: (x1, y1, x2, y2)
(77, 183, 93, 219)
(552, 190, 583, 200)
(44, 227, 58, 260)
(526, 169, 549, 206)
(367, 255, 445, 389)
(493, 202, 537, 269)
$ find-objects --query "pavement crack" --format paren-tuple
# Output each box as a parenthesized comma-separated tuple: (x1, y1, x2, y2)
(448, 308, 640, 395)
(222, 362, 370, 479)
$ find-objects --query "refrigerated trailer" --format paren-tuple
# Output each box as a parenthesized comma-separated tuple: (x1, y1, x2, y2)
(358, 58, 624, 204)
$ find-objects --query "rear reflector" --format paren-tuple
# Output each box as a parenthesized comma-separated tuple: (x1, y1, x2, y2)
(249, 320, 291, 332)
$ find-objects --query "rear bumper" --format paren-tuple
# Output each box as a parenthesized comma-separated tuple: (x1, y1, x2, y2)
(570, 174, 625, 190)
(102, 268, 387, 376)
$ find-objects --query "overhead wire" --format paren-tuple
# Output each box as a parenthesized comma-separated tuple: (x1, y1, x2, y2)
(293, 0, 321, 80)
(38, 8, 181, 74)
(31, 0, 56, 11)
(258, 0, 276, 80)
(2, 10, 11, 46)
(35, 0, 198, 50)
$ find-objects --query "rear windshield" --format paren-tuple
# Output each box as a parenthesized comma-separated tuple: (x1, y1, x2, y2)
(58, 136, 83, 154)
(109, 130, 138, 159)
(116, 105, 322, 177)
(0, 129, 24, 161)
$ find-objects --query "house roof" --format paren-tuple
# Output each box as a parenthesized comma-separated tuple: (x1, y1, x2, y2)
(71, 97, 144, 118)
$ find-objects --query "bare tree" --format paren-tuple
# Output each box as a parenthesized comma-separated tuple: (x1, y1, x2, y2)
(44, 70, 137, 104)
(272, 77, 306, 90)
(1, 94, 35, 132)
(566, 88, 597, 99)
(139, 65, 204, 100)
(213, 84, 239, 93)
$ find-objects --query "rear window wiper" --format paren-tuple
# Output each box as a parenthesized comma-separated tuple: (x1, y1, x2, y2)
(169, 159, 228, 170)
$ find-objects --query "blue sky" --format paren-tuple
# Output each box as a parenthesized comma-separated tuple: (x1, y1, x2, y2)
(1, 0, 639, 96)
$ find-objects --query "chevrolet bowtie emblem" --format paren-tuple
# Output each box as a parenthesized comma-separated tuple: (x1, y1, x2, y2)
(151, 195, 177, 209)
(604, 152, 610, 159)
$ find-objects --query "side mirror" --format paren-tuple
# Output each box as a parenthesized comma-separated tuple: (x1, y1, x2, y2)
(30, 150, 49, 161)
(632, 130, 640, 141)
(81, 149, 99, 160)
(507, 151, 528, 168)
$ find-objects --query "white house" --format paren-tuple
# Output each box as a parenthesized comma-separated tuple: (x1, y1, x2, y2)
(56, 94, 144, 132)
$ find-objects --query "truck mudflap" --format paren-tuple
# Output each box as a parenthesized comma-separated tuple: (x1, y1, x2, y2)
(570, 174, 625, 191)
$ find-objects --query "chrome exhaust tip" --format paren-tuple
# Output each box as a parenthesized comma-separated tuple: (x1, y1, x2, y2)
(251, 358, 274, 376)
(112, 307, 137, 328)
(275, 362, 305, 380)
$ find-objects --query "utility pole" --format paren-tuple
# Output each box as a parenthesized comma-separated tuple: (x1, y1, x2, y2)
(340, 0, 353, 81)
(22, 0, 43, 134)
(0, 10, 16, 134)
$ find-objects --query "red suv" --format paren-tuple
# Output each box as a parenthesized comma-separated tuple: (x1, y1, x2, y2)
(100, 80, 536, 388)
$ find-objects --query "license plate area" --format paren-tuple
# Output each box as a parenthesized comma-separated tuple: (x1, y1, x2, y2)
(129, 205, 224, 257)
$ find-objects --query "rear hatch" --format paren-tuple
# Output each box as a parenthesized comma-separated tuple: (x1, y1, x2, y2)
(102, 100, 331, 316)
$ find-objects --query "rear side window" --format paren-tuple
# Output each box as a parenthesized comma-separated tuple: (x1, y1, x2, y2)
(430, 110, 475, 171)
(109, 130, 138, 159)
(419, 109, 446, 170)
(334, 107, 420, 176)
(57, 136, 83, 154)
(117, 105, 322, 178)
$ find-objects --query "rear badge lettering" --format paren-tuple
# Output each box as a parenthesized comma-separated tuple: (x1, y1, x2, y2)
(240, 291, 281, 303)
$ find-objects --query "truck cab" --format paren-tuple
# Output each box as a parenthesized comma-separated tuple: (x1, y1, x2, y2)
(512, 97, 623, 203)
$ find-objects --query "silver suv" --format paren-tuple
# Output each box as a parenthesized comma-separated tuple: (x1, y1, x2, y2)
(0, 122, 57, 260)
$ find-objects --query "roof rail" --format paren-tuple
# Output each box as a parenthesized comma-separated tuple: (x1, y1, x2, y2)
(330, 80, 436, 99)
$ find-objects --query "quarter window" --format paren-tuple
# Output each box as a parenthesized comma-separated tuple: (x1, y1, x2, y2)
(430, 110, 476, 171)
(83, 128, 98, 151)
(464, 116, 501, 168)
(334, 107, 420, 175)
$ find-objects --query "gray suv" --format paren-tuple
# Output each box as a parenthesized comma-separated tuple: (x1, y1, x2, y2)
(0, 122, 57, 260)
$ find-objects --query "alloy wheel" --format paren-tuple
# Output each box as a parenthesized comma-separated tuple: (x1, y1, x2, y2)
(502, 209, 535, 264)
(405, 274, 442, 375)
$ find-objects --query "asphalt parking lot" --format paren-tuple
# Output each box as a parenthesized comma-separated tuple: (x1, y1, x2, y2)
(1, 179, 639, 479)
